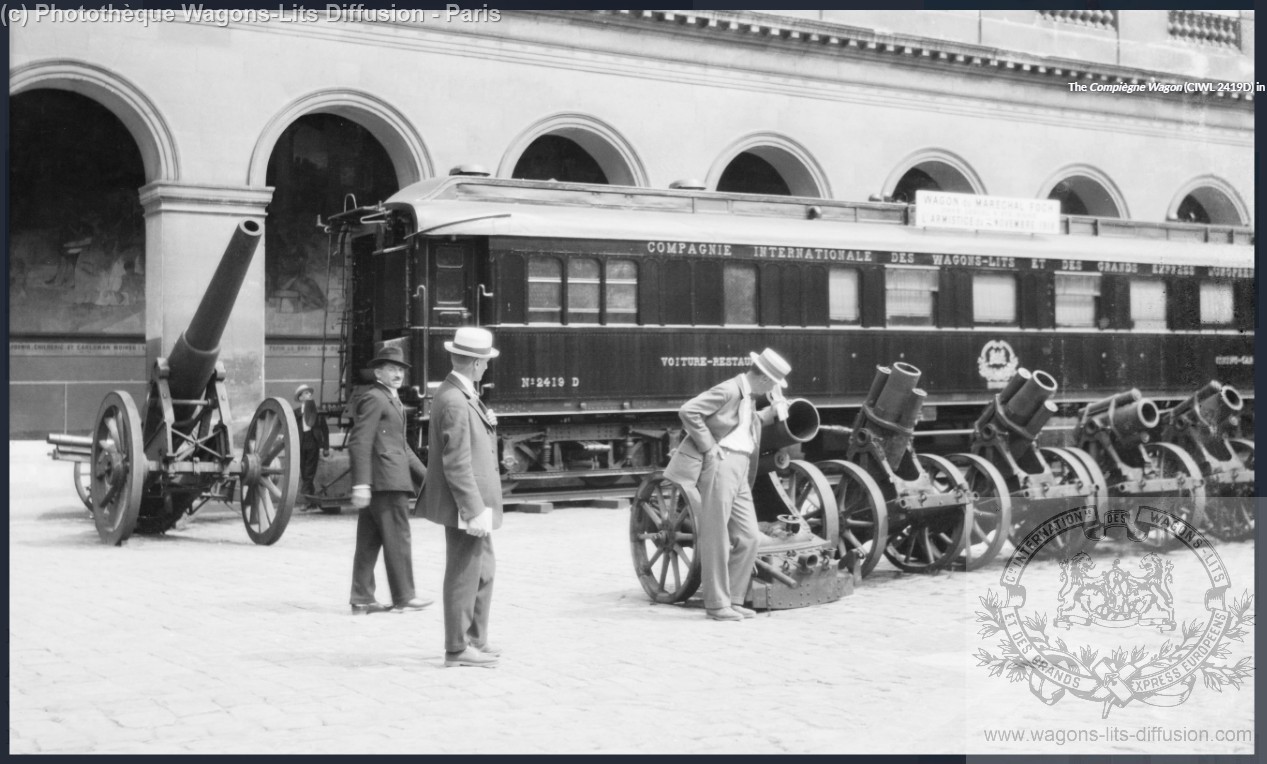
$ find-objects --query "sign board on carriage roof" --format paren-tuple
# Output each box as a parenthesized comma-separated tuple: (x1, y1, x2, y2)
(915, 190, 1061, 235)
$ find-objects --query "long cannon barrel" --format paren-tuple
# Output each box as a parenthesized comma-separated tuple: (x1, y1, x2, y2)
(165, 221, 263, 407)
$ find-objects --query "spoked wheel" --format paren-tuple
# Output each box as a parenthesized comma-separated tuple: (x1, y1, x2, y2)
(74, 461, 94, 515)
(239, 397, 300, 545)
(1025, 447, 1096, 558)
(630, 471, 701, 604)
(816, 459, 888, 578)
(948, 453, 1013, 571)
(884, 454, 969, 574)
(767, 460, 839, 543)
(90, 391, 147, 545)
(1140, 442, 1206, 550)
(1208, 439, 1255, 541)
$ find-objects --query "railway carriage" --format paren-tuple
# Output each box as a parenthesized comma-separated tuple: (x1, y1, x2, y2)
(324, 171, 1254, 496)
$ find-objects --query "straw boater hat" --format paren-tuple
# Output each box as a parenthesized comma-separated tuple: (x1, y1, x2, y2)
(749, 348, 791, 388)
(368, 345, 411, 369)
(445, 327, 499, 359)
(294, 384, 314, 400)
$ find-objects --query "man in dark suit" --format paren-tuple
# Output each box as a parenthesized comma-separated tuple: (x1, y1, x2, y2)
(293, 384, 330, 509)
(420, 327, 503, 668)
(663, 348, 791, 622)
(347, 345, 433, 615)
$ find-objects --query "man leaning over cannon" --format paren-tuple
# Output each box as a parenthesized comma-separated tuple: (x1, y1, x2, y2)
(663, 348, 791, 622)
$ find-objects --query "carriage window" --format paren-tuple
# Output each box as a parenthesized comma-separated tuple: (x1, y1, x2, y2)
(567, 258, 601, 324)
(527, 256, 562, 323)
(1055, 273, 1100, 328)
(828, 267, 859, 324)
(1129, 278, 1168, 330)
(885, 267, 937, 326)
(434, 245, 467, 306)
(1199, 280, 1234, 326)
(973, 274, 1017, 324)
(723, 264, 758, 325)
(605, 259, 638, 325)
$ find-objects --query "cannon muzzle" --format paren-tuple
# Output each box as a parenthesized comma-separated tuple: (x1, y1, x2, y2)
(165, 220, 263, 411)
(760, 398, 820, 454)
(1002, 369, 1058, 426)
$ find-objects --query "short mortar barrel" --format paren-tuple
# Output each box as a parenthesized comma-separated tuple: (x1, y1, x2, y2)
(1109, 398, 1160, 445)
(1003, 369, 1058, 425)
(874, 361, 921, 422)
(759, 398, 820, 454)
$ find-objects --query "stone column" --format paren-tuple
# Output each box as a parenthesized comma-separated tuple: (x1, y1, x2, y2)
(139, 182, 274, 441)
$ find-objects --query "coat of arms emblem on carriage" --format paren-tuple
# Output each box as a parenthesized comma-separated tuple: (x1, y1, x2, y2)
(978, 339, 1019, 390)
(974, 502, 1254, 719)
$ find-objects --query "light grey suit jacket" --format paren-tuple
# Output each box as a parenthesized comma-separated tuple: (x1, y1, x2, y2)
(662, 374, 777, 491)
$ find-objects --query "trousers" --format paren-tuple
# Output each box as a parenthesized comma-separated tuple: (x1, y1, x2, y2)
(697, 448, 760, 610)
(349, 491, 416, 606)
(443, 526, 495, 655)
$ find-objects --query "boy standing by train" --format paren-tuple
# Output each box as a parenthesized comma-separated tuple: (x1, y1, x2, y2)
(663, 348, 792, 621)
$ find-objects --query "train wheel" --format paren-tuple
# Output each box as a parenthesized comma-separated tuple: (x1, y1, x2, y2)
(816, 459, 888, 578)
(948, 453, 1012, 571)
(239, 397, 300, 546)
(1209, 439, 1256, 541)
(90, 391, 147, 546)
(630, 471, 701, 604)
(74, 461, 94, 515)
(1141, 442, 1206, 551)
(1028, 447, 1095, 558)
(884, 454, 969, 574)
(773, 460, 839, 544)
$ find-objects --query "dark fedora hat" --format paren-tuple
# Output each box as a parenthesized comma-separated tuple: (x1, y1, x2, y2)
(368, 345, 411, 369)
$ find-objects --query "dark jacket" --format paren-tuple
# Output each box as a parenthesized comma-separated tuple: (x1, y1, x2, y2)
(348, 382, 426, 493)
(419, 373, 504, 528)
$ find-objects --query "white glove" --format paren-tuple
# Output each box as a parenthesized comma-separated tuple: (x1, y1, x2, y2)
(351, 485, 371, 509)
(465, 508, 495, 537)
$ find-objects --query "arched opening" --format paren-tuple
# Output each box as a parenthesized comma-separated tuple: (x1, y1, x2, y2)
(264, 113, 399, 337)
(891, 161, 976, 204)
(511, 134, 608, 184)
(1176, 187, 1243, 225)
(10, 89, 146, 336)
(1047, 175, 1121, 217)
(717, 152, 792, 196)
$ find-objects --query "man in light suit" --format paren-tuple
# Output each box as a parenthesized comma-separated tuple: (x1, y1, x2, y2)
(663, 348, 791, 621)
(347, 345, 433, 615)
(419, 327, 503, 668)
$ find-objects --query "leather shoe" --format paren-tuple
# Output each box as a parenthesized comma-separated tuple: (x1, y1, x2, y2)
(730, 604, 757, 619)
(444, 647, 499, 668)
(470, 642, 502, 657)
(350, 602, 392, 615)
(706, 607, 744, 622)
(395, 597, 434, 612)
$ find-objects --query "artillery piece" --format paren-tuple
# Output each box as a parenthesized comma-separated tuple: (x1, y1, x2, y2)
(48, 221, 300, 546)
(630, 398, 853, 610)
(953, 368, 1105, 567)
(815, 362, 976, 576)
(1074, 388, 1205, 549)
(1159, 381, 1253, 541)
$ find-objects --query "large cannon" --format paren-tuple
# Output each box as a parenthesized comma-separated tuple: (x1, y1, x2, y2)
(954, 368, 1105, 567)
(1159, 381, 1253, 540)
(1074, 388, 1205, 549)
(815, 362, 977, 576)
(49, 221, 300, 546)
(630, 397, 853, 610)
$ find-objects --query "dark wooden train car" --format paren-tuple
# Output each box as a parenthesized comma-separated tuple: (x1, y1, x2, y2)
(326, 174, 1254, 487)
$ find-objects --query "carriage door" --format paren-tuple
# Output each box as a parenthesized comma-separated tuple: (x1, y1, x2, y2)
(427, 240, 478, 327)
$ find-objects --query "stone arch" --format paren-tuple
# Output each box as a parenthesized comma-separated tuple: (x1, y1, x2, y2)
(883, 148, 986, 202)
(1168, 175, 1249, 226)
(499, 113, 648, 187)
(1037, 164, 1128, 218)
(707, 132, 831, 198)
(248, 89, 431, 189)
(10, 59, 180, 182)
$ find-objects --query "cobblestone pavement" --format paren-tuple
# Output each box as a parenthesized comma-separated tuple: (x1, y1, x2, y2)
(8, 441, 1256, 754)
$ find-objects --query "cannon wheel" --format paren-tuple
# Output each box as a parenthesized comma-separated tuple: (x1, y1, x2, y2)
(1021, 447, 1099, 558)
(948, 453, 1012, 571)
(239, 397, 300, 545)
(1140, 442, 1206, 550)
(630, 471, 700, 604)
(815, 459, 888, 578)
(74, 461, 94, 515)
(90, 391, 147, 545)
(1209, 439, 1255, 541)
(885, 454, 969, 574)
(772, 460, 840, 545)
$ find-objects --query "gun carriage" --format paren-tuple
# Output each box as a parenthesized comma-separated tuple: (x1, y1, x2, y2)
(1159, 381, 1253, 541)
(630, 398, 854, 610)
(1073, 388, 1205, 549)
(48, 221, 301, 546)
